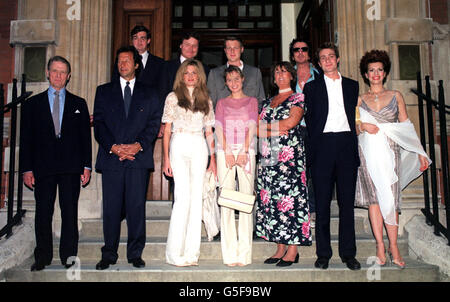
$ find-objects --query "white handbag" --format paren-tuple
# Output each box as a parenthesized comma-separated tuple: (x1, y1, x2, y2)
(217, 168, 255, 214)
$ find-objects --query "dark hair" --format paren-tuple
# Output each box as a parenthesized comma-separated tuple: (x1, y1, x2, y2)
(224, 36, 243, 48)
(115, 45, 143, 77)
(316, 42, 340, 60)
(270, 61, 297, 96)
(289, 38, 311, 64)
(180, 31, 200, 45)
(223, 65, 244, 82)
(131, 25, 151, 39)
(359, 49, 391, 85)
(47, 56, 71, 74)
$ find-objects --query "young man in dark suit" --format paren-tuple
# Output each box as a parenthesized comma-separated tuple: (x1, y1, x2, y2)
(93, 46, 162, 270)
(303, 43, 361, 271)
(20, 56, 92, 271)
(112, 25, 165, 94)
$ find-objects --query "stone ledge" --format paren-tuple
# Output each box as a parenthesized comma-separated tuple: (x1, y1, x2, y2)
(385, 18, 433, 43)
(0, 216, 34, 275)
(10, 20, 58, 45)
(405, 215, 450, 278)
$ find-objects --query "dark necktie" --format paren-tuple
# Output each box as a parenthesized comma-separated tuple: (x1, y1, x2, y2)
(52, 91, 60, 137)
(124, 81, 132, 117)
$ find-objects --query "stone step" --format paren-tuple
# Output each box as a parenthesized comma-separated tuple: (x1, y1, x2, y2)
(18, 200, 342, 218)
(5, 256, 440, 282)
(53, 236, 409, 262)
(149, 200, 342, 218)
(79, 215, 369, 239)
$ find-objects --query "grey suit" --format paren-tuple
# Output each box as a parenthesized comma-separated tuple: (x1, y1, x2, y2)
(207, 64, 265, 109)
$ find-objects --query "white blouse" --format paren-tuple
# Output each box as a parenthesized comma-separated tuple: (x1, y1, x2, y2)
(162, 90, 215, 135)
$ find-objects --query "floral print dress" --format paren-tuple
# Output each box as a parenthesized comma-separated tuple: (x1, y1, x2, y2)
(255, 93, 312, 246)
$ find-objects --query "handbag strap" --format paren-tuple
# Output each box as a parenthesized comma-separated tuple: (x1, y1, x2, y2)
(219, 165, 253, 191)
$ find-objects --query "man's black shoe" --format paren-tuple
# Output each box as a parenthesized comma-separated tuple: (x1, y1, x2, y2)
(128, 257, 146, 268)
(342, 257, 361, 270)
(213, 232, 221, 241)
(95, 259, 115, 270)
(63, 260, 76, 269)
(314, 257, 329, 269)
(30, 262, 48, 272)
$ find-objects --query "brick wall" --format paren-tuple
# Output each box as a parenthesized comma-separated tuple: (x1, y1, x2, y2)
(0, 0, 17, 208)
(430, 0, 449, 24)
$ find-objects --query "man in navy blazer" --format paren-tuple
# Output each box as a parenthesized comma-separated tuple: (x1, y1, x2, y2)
(303, 43, 361, 271)
(94, 46, 162, 270)
(20, 56, 92, 271)
(160, 32, 210, 104)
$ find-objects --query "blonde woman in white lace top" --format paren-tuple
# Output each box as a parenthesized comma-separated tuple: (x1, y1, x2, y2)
(162, 59, 216, 266)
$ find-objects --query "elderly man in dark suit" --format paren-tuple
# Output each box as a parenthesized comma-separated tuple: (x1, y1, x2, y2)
(303, 42, 361, 271)
(207, 36, 265, 109)
(20, 56, 92, 271)
(93, 46, 162, 270)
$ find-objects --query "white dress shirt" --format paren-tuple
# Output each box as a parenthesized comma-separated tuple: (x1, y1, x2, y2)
(226, 60, 244, 71)
(120, 77, 136, 98)
(180, 55, 188, 64)
(140, 51, 149, 68)
(323, 72, 351, 133)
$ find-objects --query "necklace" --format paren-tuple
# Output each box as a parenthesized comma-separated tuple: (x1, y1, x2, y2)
(369, 88, 385, 102)
(279, 88, 292, 94)
(297, 73, 310, 88)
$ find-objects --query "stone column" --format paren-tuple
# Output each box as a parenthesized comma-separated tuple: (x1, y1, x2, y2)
(280, 2, 303, 61)
(55, 0, 112, 222)
(10, 0, 112, 237)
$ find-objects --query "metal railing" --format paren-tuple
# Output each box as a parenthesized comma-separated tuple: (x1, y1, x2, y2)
(411, 72, 449, 245)
(0, 75, 32, 239)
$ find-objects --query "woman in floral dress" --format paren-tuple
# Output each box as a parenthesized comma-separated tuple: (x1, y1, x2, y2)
(256, 62, 312, 267)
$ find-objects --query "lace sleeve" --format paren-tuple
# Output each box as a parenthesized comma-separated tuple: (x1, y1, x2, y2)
(204, 98, 215, 127)
(161, 92, 178, 123)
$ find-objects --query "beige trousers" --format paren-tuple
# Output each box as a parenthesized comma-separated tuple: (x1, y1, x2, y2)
(217, 146, 255, 265)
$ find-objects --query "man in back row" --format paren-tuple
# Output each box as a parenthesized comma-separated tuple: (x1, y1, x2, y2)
(161, 31, 210, 103)
(112, 25, 165, 101)
(207, 36, 265, 109)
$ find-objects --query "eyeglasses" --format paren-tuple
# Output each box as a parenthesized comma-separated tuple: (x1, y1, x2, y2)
(293, 47, 309, 53)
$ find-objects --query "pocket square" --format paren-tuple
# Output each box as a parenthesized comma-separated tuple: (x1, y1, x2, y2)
(75, 110, 80, 113)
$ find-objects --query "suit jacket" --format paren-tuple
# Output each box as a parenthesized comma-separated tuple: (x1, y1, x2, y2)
(303, 74, 360, 166)
(207, 63, 266, 108)
(160, 57, 210, 104)
(93, 80, 162, 171)
(19, 90, 92, 179)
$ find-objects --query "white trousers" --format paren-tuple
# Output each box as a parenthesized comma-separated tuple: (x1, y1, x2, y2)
(165, 133, 208, 265)
(217, 146, 255, 265)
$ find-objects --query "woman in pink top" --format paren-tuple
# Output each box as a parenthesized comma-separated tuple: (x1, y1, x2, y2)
(215, 65, 258, 266)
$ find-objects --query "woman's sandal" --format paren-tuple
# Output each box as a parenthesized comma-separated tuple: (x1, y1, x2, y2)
(375, 244, 387, 266)
(388, 249, 406, 269)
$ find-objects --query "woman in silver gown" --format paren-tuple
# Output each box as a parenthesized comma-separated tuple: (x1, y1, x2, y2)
(355, 50, 429, 269)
